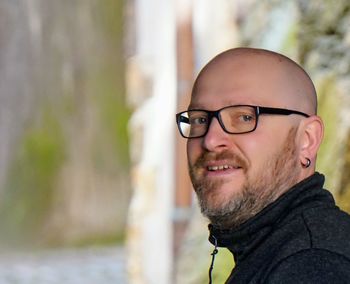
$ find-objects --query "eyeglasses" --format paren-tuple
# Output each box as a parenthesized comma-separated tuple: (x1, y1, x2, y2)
(176, 105, 309, 138)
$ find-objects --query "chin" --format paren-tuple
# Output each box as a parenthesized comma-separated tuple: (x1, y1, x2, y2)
(217, 182, 244, 198)
(203, 185, 240, 211)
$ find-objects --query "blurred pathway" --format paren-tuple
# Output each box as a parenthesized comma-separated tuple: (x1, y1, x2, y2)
(0, 246, 127, 284)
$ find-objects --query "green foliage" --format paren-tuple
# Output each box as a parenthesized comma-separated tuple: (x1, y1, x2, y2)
(89, 67, 131, 168)
(0, 106, 65, 245)
(281, 22, 298, 55)
(0, 1, 129, 249)
(212, 248, 234, 282)
(87, 0, 130, 170)
(337, 134, 350, 213)
(315, 76, 340, 189)
(96, 0, 124, 40)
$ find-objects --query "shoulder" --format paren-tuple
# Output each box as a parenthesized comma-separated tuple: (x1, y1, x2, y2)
(262, 206, 350, 283)
(265, 248, 350, 283)
(270, 205, 350, 259)
(302, 206, 350, 256)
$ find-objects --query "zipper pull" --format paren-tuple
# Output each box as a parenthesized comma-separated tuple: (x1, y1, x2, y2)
(209, 235, 218, 284)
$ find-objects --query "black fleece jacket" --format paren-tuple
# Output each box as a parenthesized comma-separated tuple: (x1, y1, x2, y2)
(209, 173, 350, 283)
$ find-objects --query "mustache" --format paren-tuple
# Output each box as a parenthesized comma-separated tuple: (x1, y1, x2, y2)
(193, 150, 248, 170)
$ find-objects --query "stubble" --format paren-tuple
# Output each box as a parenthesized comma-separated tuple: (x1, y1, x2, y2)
(189, 127, 300, 229)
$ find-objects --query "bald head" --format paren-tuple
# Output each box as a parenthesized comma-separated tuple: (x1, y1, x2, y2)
(191, 47, 317, 115)
(185, 48, 324, 230)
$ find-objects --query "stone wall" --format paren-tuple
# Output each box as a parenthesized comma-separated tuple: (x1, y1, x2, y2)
(126, 0, 350, 283)
(174, 0, 350, 283)
(297, 1, 350, 206)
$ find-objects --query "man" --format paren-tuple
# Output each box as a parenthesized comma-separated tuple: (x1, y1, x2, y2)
(176, 47, 350, 283)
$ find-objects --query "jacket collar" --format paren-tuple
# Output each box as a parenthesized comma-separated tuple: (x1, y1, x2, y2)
(208, 172, 333, 263)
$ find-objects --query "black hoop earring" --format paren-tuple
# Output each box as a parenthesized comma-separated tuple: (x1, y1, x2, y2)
(302, 158, 311, 168)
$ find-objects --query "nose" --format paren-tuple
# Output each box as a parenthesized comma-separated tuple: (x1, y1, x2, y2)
(202, 117, 230, 151)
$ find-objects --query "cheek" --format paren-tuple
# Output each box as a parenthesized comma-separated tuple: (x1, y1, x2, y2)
(238, 133, 279, 167)
(187, 139, 202, 164)
(244, 129, 292, 169)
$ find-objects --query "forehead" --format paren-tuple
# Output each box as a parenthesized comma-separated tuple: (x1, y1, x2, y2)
(190, 55, 291, 110)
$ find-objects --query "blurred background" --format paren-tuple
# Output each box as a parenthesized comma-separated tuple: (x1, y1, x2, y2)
(1, 0, 350, 283)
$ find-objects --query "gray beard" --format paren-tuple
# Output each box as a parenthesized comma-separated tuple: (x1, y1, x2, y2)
(190, 127, 300, 230)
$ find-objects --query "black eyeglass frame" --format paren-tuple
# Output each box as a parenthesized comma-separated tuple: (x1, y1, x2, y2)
(176, 105, 310, 138)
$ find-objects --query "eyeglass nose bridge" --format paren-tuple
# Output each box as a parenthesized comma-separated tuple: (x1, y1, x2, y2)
(205, 109, 229, 135)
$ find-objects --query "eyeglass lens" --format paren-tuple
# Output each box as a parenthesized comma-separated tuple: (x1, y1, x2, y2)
(178, 106, 257, 138)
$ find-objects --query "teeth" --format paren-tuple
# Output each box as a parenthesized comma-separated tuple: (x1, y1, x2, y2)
(208, 165, 234, 171)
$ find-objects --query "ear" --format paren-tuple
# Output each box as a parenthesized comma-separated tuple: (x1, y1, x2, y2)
(298, 115, 324, 165)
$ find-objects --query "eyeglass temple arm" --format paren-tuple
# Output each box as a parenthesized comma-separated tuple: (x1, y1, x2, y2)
(258, 107, 309, 117)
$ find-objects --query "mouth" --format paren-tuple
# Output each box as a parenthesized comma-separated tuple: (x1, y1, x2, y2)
(192, 152, 247, 179)
(207, 164, 241, 171)
(204, 161, 243, 177)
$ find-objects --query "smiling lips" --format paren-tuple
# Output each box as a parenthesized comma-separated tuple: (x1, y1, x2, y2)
(194, 151, 247, 175)
(208, 165, 234, 171)
(207, 163, 242, 172)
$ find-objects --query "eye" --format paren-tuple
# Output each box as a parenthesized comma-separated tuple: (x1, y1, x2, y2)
(190, 116, 207, 125)
(239, 114, 254, 122)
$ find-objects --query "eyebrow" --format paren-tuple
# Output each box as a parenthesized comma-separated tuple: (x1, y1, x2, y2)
(187, 101, 207, 109)
(187, 104, 201, 110)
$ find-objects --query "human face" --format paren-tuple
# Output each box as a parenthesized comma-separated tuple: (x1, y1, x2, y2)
(189, 126, 300, 229)
(187, 55, 304, 229)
